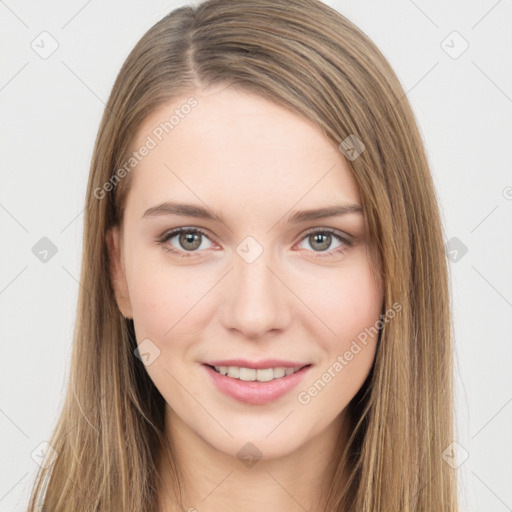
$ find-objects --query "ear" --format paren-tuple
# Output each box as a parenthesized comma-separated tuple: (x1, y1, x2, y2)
(106, 226, 133, 319)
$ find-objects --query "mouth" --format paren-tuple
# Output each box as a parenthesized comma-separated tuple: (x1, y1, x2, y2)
(204, 363, 312, 382)
(201, 362, 313, 405)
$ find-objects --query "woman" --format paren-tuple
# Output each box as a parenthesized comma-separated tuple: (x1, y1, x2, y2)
(27, 0, 459, 510)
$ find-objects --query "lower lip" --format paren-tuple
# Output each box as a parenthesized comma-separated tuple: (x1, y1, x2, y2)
(202, 364, 312, 405)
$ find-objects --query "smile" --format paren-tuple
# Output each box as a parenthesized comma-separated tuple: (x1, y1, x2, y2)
(209, 365, 303, 381)
(202, 363, 312, 405)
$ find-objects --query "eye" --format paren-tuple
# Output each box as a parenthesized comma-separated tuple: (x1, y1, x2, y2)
(295, 228, 352, 259)
(157, 227, 215, 257)
(157, 226, 353, 259)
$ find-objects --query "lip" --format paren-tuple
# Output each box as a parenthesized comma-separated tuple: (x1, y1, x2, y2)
(203, 358, 310, 370)
(202, 363, 312, 405)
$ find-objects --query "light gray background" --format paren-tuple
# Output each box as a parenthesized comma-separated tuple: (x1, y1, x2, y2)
(1, 1, 511, 511)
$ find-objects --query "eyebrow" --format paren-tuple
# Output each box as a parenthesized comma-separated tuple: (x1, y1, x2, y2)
(142, 201, 363, 223)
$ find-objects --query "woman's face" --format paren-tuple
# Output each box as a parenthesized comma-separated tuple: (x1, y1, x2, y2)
(108, 86, 383, 460)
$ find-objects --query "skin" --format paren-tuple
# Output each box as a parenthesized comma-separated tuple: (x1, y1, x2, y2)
(107, 85, 384, 512)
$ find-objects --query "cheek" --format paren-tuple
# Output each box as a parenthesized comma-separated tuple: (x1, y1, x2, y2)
(126, 252, 215, 347)
(297, 258, 382, 400)
(128, 266, 174, 335)
(300, 256, 383, 348)
(335, 276, 382, 348)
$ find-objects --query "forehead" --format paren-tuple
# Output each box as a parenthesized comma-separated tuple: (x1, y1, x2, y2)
(125, 87, 361, 221)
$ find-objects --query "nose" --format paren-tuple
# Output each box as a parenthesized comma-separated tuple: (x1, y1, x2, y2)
(219, 244, 291, 339)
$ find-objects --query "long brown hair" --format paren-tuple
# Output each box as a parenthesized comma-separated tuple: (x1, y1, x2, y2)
(27, 0, 459, 510)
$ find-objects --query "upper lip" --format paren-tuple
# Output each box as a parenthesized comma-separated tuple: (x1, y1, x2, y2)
(203, 359, 311, 370)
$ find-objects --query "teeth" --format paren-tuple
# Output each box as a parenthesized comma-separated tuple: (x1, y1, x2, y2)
(213, 365, 303, 381)
(240, 367, 256, 381)
(226, 366, 239, 378)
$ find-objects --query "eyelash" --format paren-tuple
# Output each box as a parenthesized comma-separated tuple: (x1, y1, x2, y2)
(156, 226, 353, 259)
